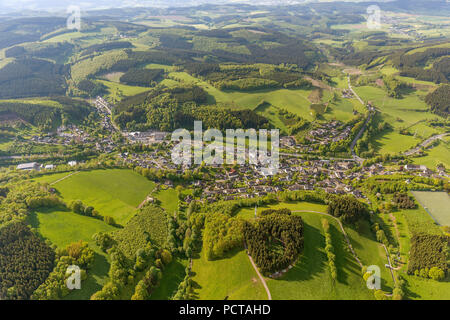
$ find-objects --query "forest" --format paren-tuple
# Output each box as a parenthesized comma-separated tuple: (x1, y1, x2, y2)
(0, 222, 55, 300)
(425, 84, 450, 116)
(243, 213, 304, 276)
(0, 58, 68, 99)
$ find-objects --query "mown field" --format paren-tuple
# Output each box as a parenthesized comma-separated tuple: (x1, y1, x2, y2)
(50, 169, 155, 225)
(190, 248, 267, 300)
(411, 191, 450, 226)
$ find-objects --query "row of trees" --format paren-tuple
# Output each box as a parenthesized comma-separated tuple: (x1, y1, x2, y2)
(322, 219, 337, 281)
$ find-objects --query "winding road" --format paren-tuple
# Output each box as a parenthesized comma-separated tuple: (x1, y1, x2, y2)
(403, 133, 449, 156)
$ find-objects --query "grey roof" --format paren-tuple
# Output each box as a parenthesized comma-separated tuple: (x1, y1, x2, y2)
(17, 162, 39, 170)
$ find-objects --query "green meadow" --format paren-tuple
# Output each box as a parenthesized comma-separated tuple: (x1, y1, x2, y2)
(151, 258, 189, 300)
(51, 169, 155, 225)
(27, 208, 115, 300)
(190, 248, 267, 300)
(353, 85, 444, 154)
(154, 188, 179, 214)
(412, 137, 450, 169)
(411, 191, 450, 226)
(29, 209, 116, 248)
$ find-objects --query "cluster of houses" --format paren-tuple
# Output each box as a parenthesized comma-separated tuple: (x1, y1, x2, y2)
(125, 131, 169, 144)
(305, 121, 352, 145)
(29, 125, 93, 146)
(342, 89, 354, 99)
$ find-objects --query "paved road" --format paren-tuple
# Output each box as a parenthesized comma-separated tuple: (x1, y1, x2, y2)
(280, 152, 355, 162)
(403, 133, 449, 156)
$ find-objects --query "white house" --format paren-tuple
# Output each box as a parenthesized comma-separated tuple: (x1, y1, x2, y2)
(68, 161, 77, 167)
(45, 164, 55, 170)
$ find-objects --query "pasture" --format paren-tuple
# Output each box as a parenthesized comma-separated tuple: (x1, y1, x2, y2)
(411, 191, 450, 226)
(190, 248, 267, 300)
(28, 209, 116, 248)
(51, 169, 155, 225)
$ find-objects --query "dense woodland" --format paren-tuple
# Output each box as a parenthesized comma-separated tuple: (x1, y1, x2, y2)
(425, 84, 450, 116)
(0, 222, 55, 300)
(244, 213, 304, 276)
(0, 58, 68, 99)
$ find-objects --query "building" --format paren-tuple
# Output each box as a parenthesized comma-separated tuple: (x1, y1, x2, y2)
(68, 161, 77, 167)
(45, 164, 55, 170)
(17, 162, 40, 171)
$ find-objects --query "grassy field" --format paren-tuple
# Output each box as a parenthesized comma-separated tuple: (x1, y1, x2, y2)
(190, 248, 267, 300)
(154, 188, 179, 214)
(30, 172, 74, 184)
(51, 169, 155, 225)
(353, 85, 444, 154)
(28, 207, 115, 300)
(28, 208, 116, 247)
(236, 201, 327, 220)
(412, 137, 450, 169)
(150, 258, 189, 300)
(97, 79, 150, 102)
(385, 208, 450, 300)
(411, 191, 450, 226)
(166, 71, 316, 120)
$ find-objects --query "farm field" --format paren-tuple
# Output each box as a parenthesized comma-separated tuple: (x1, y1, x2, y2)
(50, 169, 155, 225)
(190, 248, 267, 300)
(411, 191, 450, 226)
(354, 86, 437, 131)
(372, 130, 421, 155)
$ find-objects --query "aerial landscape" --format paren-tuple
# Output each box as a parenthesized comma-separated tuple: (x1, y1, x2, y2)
(0, 0, 449, 305)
